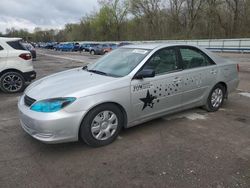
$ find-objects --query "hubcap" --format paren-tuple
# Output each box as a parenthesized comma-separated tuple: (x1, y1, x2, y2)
(2, 74, 23, 92)
(91, 111, 118, 141)
(211, 88, 223, 108)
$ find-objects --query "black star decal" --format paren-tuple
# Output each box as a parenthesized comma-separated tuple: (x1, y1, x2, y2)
(140, 90, 157, 110)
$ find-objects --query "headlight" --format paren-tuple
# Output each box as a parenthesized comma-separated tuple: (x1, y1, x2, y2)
(30, 97, 76, 112)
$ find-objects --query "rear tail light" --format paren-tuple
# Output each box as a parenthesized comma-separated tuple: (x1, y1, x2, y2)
(237, 64, 240, 72)
(19, 53, 31, 60)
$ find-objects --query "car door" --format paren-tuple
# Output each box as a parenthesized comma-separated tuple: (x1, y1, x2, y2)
(0, 44, 7, 71)
(177, 46, 217, 108)
(131, 47, 184, 121)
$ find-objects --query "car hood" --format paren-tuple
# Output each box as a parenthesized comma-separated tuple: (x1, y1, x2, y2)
(25, 68, 118, 100)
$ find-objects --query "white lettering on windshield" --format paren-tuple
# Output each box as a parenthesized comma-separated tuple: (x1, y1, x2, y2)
(132, 49, 148, 54)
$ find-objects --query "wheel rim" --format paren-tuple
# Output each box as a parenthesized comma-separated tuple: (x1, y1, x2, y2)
(2, 74, 23, 92)
(211, 88, 223, 108)
(91, 111, 118, 141)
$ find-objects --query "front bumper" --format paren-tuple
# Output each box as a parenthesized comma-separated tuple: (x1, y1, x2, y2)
(18, 95, 86, 143)
(23, 71, 36, 82)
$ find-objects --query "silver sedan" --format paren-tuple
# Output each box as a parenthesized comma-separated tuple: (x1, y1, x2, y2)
(18, 44, 239, 147)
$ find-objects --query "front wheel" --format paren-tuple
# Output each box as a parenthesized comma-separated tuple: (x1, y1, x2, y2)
(204, 84, 226, 112)
(90, 50, 95, 55)
(0, 72, 25, 93)
(80, 104, 124, 147)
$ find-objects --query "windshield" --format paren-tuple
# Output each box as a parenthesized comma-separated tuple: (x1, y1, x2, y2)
(87, 48, 151, 77)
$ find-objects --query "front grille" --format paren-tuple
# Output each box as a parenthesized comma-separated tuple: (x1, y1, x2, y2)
(24, 95, 36, 107)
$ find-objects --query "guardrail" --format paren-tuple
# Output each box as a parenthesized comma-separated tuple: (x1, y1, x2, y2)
(53, 38, 250, 53)
(79, 38, 250, 53)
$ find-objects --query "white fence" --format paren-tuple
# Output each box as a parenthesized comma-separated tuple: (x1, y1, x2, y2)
(159, 38, 250, 53)
(75, 38, 250, 53)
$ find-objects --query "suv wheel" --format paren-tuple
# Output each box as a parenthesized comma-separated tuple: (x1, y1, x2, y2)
(90, 50, 95, 55)
(0, 72, 25, 93)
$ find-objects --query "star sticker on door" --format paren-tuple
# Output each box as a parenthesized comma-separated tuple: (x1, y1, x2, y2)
(140, 90, 157, 110)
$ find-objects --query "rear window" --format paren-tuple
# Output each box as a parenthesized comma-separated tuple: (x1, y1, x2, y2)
(0, 45, 3, 50)
(7, 40, 26, 50)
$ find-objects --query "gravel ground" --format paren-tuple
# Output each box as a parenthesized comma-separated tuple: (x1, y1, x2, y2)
(0, 50, 250, 188)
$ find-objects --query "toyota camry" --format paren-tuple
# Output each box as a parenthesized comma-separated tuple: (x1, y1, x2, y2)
(18, 43, 239, 147)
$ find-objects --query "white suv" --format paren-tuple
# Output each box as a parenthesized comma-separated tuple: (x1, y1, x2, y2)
(0, 37, 36, 93)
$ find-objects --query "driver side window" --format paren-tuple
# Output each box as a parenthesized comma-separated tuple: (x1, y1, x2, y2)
(143, 48, 178, 75)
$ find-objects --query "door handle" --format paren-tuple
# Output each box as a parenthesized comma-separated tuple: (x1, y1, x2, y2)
(173, 77, 182, 83)
(210, 69, 217, 74)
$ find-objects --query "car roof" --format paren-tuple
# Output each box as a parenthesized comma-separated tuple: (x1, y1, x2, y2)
(122, 43, 200, 50)
(0, 37, 22, 42)
(123, 42, 228, 64)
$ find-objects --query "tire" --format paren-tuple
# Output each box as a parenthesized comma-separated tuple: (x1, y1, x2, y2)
(80, 104, 124, 147)
(204, 84, 226, 112)
(90, 50, 95, 55)
(0, 71, 25, 93)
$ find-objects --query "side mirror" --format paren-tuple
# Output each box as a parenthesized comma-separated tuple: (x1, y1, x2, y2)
(134, 69, 155, 79)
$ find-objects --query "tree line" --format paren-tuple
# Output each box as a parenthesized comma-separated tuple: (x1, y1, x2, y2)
(2, 0, 250, 42)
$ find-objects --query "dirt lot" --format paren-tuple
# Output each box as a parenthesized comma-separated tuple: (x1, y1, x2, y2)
(0, 50, 250, 188)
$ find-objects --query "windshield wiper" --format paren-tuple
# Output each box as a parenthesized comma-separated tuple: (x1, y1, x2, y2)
(87, 69, 107, 76)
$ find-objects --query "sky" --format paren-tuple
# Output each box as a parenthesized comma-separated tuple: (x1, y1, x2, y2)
(0, 0, 99, 33)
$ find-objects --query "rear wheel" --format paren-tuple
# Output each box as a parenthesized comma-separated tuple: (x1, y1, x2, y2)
(80, 104, 124, 147)
(0, 72, 25, 93)
(90, 50, 95, 55)
(204, 84, 226, 112)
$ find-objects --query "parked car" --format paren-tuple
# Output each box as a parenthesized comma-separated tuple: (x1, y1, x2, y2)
(0, 37, 36, 93)
(44, 42, 56, 49)
(62, 43, 74, 51)
(54, 43, 64, 51)
(58, 42, 80, 52)
(85, 43, 99, 52)
(118, 42, 133, 47)
(79, 43, 90, 52)
(103, 43, 118, 54)
(37, 42, 46, 48)
(22, 42, 36, 59)
(18, 43, 239, 147)
(89, 43, 113, 55)
(73, 43, 80, 51)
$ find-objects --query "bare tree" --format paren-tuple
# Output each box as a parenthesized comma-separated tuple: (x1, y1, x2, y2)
(168, 0, 185, 35)
(130, 0, 162, 39)
(183, 0, 204, 37)
(225, 0, 245, 36)
(99, 0, 129, 40)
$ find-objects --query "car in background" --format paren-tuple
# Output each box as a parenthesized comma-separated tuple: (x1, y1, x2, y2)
(61, 43, 74, 51)
(22, 42, 36, 59)
(89, 44, 112, 55)
(85, 43, 99, 52)
(79, 43, 90, 52)
(37, 42, 46, 48)
(58, 42, 80, 52)
(18, 43, 239, 146)
(54, 43, 64, 51)
(73, 43, 80, 51)
(103, 43, 118, 54)
(117, 42, 133, 47)
(0, 37, 36, 93)
(90, 43, 117, 55)
(44, 42, 56, 49)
